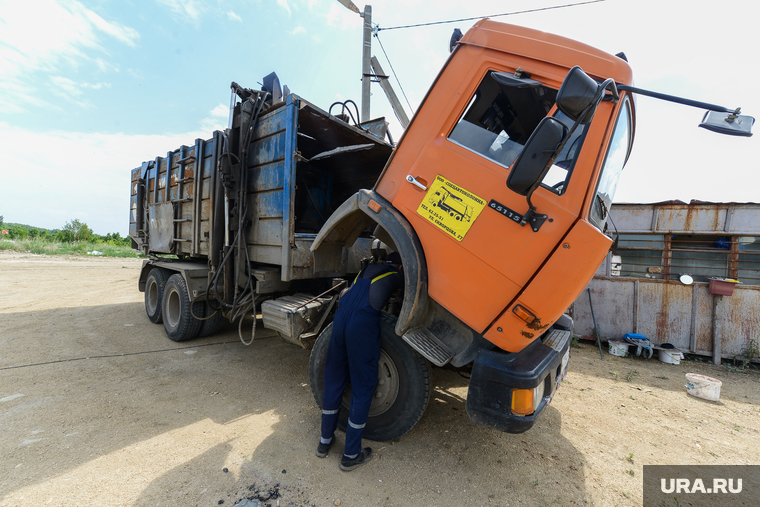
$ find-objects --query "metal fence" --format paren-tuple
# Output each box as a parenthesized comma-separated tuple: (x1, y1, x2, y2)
(570, 201, 760, 364)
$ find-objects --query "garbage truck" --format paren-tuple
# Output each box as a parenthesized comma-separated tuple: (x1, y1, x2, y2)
(129, 19, 752, 440)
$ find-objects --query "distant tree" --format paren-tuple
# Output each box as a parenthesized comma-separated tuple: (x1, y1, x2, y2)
(0, 215, 4, 227)
(28, 228, 40, 239)
(9, 226, 28, 240)
(61, 219, 93, 242)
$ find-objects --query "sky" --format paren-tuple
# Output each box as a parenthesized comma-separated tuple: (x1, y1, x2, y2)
(1, 0, 758, 236)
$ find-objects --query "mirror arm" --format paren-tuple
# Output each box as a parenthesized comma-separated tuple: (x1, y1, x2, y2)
(600, 79, 620, 104)
(616, 84, 739, 115)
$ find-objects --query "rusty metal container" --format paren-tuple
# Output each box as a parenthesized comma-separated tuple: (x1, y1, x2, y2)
(709, 278, 737, 296)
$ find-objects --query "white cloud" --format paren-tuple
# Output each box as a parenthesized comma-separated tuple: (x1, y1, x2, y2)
(199, 103, 230, 132)
(277, 0, 292, 16)
(48, 76, 111, 108)
(0, 0, 138, 114)
(0, 122, 212, 235)
(227, 11, 242, 22)
(290, 26, 306, 35)
(156, 0, 207, 23)
(324, 3, 362, 30)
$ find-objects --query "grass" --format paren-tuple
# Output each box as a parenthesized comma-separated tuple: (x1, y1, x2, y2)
(1, 237, 143, 258)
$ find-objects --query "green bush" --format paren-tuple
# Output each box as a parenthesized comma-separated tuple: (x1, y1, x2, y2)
(9, 226, 28, 240)
(0, 237, 142, 258)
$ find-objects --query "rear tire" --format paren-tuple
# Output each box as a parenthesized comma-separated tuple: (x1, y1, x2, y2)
(309, 313, 432, 441)
(144, 268, 169, 324)
(196, 301, 224, 338)
(162, 274, 201, 342)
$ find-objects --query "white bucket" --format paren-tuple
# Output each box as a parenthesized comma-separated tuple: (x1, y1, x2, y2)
(608, 341, 629, 357)
(659, 350, 683, 365)
(685, 373, 722, 401)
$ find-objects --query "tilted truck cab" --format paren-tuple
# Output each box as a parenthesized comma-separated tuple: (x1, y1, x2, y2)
(313, 19, 635, 431)
(130, 19, 751, 439)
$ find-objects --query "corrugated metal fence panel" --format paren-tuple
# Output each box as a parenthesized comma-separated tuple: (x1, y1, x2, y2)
(694, 285, 714, 354)
(636, 281, 693, 351)
(653, 207, 728, 234)
(610, 203, 760, 235)
(719, 287, 760, 357)
(572, 276, 760, 360)
(574, 279, 635, 339)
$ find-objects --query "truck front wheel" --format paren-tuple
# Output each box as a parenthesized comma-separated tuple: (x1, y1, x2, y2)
(309, 313, 432, 441)
(145, 268, 169, 324)
(162, 274, 201, 342)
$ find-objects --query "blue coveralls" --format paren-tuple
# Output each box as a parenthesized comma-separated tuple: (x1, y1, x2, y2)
(320, 265, 399, 456)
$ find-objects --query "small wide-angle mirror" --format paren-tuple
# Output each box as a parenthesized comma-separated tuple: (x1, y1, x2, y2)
(556, 66, 600, 124)
(507, 117, 568, 195)
(699, 110, 754, 137)
(679, 274, 694, 285)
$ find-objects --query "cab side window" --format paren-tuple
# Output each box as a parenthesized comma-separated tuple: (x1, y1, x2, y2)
(449, 71, 557, 170)
(448, 71, 587, 195)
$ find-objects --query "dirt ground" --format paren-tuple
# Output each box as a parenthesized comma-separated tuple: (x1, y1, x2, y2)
(1, 251, 758, 507)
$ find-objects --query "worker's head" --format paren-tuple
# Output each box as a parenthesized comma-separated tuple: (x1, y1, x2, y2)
(385, 252, 402, 270)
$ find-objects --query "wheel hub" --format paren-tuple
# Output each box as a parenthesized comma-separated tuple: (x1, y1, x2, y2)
(342, 350, 400, 417)
(165, 288, 181, 328)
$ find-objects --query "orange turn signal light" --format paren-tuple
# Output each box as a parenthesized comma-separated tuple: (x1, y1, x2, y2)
(511, 388, 535, 416)
(512, 304, 536, 324)
(368, 200, 382, 213)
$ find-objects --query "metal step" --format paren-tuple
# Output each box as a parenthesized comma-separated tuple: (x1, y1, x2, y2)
(542, 329, 571, 352)
(402, 327, 453, 367)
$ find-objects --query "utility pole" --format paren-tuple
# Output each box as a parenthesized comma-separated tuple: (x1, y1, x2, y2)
(336, 0, 410, 127)
(361, 5, 372, 122)
(337, 0, 372, 122)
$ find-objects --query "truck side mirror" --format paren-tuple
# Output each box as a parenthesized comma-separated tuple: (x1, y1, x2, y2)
(699, 110, 754, 137)
(556, 66, 600, 125)
(507, 117, 568, 196)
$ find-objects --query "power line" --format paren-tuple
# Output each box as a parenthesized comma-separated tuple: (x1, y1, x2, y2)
(373, 32, 414, 115)
(376, 0, 606, 32)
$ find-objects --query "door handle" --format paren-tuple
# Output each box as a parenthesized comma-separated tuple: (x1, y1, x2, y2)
(406, 175, 427, 191)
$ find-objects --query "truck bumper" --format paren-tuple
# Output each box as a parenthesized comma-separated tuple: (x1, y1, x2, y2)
(465, 328, 571, 433)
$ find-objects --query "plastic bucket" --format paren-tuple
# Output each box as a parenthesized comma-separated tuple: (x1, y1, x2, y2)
(659, 350, 683, 365)
(609, 341, 629, 357)
(685, 373, 722, 401)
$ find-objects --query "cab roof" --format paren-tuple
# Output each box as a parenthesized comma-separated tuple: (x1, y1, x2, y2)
(460, 19, 634, 86)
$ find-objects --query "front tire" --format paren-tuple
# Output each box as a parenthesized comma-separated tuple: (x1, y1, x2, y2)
(162, 274, 201, 342)
(309, 313, 432, 441)
(144, 268, 169, 324)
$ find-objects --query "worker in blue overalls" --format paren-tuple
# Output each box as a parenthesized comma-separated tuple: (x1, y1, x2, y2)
(317, 252, 404, 471)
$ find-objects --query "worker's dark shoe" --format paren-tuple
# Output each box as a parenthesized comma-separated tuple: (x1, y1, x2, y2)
(339, 447, 373, 471)
(316, 437, 334, 458)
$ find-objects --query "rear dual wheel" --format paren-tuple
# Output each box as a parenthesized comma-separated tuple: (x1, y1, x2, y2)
(162, 274, 201, 342)
(144, 268, 169, 324)
(144, 268, 224, 340)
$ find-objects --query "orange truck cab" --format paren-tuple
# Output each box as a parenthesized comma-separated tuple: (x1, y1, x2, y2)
(313, 19, 637, 433)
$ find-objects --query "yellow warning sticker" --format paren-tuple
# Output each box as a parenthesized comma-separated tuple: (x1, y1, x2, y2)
(416, 175, 486, 242)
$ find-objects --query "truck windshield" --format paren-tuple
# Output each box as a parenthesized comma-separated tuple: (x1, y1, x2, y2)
(590, 97, 633, 229)
(448, 70, 586, 194)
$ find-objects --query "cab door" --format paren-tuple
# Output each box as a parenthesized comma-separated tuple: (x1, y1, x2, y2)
(379, 60, 600, 334)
